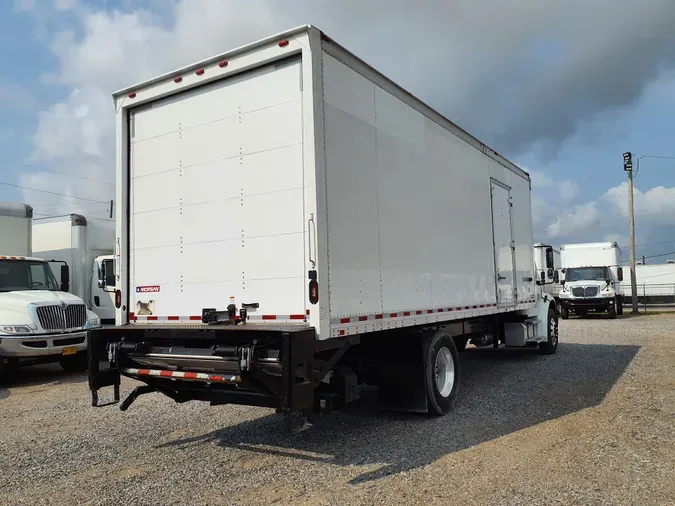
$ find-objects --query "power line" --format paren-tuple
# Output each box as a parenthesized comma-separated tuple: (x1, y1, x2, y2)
(622, 250, 675, 264)
(0, 159, 114, 185)
(0, 180, 110, 204)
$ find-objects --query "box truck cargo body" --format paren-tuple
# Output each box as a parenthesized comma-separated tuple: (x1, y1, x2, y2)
(0, 202, 32, 256)
(33, 215, 116, 322)
(89, 26, 558, 422)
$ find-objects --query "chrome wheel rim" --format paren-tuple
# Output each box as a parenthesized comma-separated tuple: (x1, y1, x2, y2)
(434, 347, 455, 397)
(549, 316, 558, 346)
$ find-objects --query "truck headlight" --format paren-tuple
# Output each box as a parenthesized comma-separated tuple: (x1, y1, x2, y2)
(602, 291, 615, 298)
(559, 292, 570, 299)
(0, 325, 33, 334)
(85, 315, 101, 329)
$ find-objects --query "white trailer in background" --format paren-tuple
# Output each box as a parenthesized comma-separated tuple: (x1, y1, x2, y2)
(88, 25, 558, 424)
(628, 262, 675, 304)
(559, 242, 624, 319)
(33, 215, 117, 323)
(0, 203, 101, 376)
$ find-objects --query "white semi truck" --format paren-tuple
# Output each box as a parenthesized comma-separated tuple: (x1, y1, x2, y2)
(33, 214, 117, 323)
(88, 26, 559, 424)
(0, 202, 102, 376)
(559, 242, 624, 319)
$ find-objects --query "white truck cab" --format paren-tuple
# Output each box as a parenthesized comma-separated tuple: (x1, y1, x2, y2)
(558, 242, 624, 319)
(0, 203, 101, 376)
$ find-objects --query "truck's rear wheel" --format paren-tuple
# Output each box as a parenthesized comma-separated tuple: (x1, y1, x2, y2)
(59, 352, 88, 373)
(424, 330, 460, 415)
(538, 305, 559, 355)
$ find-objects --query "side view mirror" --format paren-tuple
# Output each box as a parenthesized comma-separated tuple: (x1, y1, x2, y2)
(617, 266, 624, 282)
(553, 270, 560, 284)
(60, 264, 70, 293)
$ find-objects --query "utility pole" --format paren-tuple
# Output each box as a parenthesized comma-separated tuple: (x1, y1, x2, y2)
(623, 152, 639, 314)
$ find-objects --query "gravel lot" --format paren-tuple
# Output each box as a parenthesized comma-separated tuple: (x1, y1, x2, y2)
(1, 313, 674, 506)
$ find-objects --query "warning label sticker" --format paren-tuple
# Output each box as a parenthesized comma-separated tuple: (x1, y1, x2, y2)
(136, 285, 160, 293)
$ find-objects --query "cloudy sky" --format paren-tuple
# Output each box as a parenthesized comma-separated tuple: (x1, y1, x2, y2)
(2, 0, 675, 262)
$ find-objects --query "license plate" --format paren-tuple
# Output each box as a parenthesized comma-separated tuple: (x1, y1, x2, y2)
(62, 346, 78, 356)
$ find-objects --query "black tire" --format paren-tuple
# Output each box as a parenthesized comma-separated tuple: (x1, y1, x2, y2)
(423, 330, 460, 415)
(59, 352, 88, 373)
(616, 297, 624, 316)
(453, 336, 469, 352)
(560, 305, 569, 320)
(539, 305, 559, 355)
(607, 302, 617, 319)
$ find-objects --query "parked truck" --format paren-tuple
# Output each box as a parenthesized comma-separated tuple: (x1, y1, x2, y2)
(559, 242, 624, 319)
(88, 26, 559, 425)
(534, 243, 561, 302)
(0, 202, 102, 376)
(33, 214, 117, 324)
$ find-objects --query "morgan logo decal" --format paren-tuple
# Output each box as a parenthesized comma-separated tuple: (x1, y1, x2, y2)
(136, 285, 160, 293)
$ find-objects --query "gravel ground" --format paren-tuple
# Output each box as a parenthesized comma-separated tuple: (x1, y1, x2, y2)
(1, 313, 674, 505)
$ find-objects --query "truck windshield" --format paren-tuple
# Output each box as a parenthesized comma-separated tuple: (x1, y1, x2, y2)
(0, 260, 60, 292)
(566, 267, 609, 282)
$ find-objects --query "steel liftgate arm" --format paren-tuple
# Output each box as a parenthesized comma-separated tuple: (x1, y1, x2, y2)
(87, 328, 121, 407)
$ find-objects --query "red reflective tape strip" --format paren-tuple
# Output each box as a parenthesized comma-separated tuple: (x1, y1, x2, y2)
(389, 313, 398, 318)
(189, 315, 201, 321)
(437, 309, 443, 313)
(159, 370, 173, 377)
(416, 310, 423, 315)
(209, 375, 224, 382)
(289, 314, 304, 320)
(480, 304, 485, 308)
(456, 307, 462, 311)
(447, 308, 453, 312)
(465, 306, 470, 310)
(427, 310, 433, 314)
(403, 312, 411, 316)
(129, 312, 135, 320)
(184, 372, 198, 379)
(146, 316, 158, 321)
(340, 317, 351, 324)
(262, 315, 277, 320)
(375, 314, 383, 319)
(167, 316, 179, 321)
(359, 316, 368, 322)
(137, 369, 150, 376)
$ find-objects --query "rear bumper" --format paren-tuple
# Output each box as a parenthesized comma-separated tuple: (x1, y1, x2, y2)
(87, 324, 323, 412)
(0, 331, 87, 359)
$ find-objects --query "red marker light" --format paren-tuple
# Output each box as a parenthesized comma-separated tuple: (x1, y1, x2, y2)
(195, 69, 204, 75)
(128, 92, 136, 99)
(278, 40, 289, 47)
(115, 289, 122, 309)
(309, 279, 319, 305)
(174, 76, 182, 83)
(218, 61, 228, 68)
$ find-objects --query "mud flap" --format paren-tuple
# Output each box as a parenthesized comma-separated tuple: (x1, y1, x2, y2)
(375, 333, 428, 413)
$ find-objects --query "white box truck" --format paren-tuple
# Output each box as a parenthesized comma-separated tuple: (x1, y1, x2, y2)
(0, 202, 102, 376)
(88, 26, 559, 423)
(559, 242, 624, 319)
(534, 243, 561, 301)
(33, 214, 117, 323)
